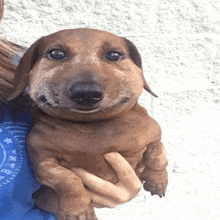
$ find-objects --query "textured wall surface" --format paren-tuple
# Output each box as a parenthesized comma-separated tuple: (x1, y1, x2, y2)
(0, 0, 219, 219)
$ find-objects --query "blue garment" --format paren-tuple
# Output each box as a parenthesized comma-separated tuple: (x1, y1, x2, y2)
(0, 105, 56, 220)
(0, 51, 56, 219)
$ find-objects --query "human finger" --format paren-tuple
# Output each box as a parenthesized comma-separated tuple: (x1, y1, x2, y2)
(104, 152, 142, 191)
(72, 167, 119, 196)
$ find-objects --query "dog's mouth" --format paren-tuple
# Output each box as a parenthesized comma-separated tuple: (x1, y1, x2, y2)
(70, 95, 131, 114)
(36, 91, 132, 116)
(37, 94, 101, 113)
(70, 107, 101, 114)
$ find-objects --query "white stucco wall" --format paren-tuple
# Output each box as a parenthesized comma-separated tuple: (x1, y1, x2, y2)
(1, 0, 219, 219)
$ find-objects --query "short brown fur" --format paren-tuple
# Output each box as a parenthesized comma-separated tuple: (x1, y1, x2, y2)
(8, 28, 168, 220)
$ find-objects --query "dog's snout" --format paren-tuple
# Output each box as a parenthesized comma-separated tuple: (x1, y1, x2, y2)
(68, 82, 103, 106)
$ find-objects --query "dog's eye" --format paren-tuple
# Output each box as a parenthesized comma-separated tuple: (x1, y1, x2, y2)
(106, 51, 122, 61)
(47, 49, 66, 60)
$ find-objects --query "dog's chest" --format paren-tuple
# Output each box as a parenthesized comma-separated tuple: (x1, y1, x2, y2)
(50, 117, 147, 154)
(54, 118, 148, 181)
(32, 107, 159, 182)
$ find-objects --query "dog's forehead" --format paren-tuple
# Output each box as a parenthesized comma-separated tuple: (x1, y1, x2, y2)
(43, 28, 126, 50)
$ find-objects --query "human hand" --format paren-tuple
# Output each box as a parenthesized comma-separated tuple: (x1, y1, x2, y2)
(72, 152, 142, 208)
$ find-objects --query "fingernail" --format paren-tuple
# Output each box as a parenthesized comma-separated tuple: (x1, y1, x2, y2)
(104, 152, 114, 159)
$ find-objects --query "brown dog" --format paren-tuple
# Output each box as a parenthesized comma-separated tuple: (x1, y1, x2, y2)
(8, 28, 168, 220)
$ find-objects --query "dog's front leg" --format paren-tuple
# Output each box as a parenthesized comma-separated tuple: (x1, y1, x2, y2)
(35, 159, 98, 220)
(141, 141, 168, 197)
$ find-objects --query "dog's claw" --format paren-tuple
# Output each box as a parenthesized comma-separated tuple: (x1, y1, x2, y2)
(144, 182, 166, 198)
(152, 192, 164, 198)
(142, 168, 168, 199)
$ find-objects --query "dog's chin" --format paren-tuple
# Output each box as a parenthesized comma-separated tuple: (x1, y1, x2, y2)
(35, 94, 135, 121)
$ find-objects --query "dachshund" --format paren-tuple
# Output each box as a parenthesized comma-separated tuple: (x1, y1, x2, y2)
(8, 28, 168, 220)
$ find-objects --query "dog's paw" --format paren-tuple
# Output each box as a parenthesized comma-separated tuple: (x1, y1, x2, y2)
(58, 207, 98, 220)
(142, 168, 168, 198)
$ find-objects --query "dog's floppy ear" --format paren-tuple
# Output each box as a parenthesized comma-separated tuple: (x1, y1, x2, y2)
(7, 38, 42, 101)
(124, 38, 158, 97)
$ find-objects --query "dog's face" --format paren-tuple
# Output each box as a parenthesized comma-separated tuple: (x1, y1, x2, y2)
(9, 28, 156, 121)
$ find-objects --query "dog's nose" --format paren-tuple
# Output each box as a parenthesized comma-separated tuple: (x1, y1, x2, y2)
(68, 82, 104, 106)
